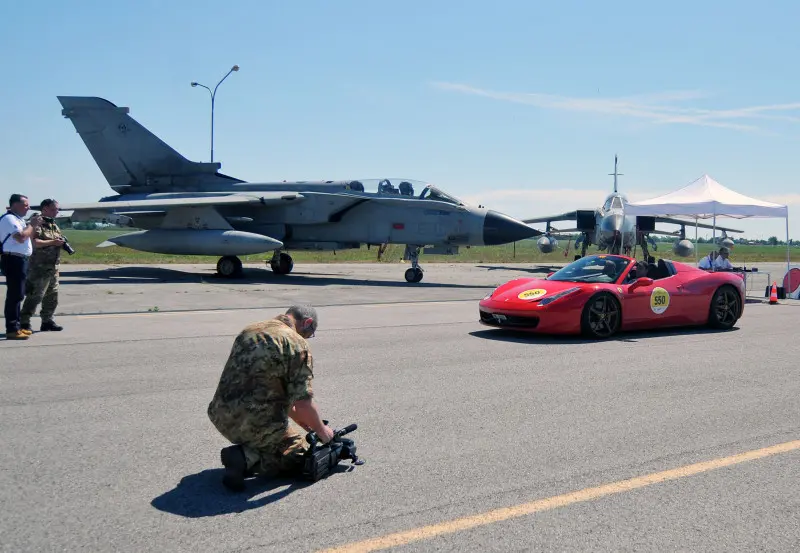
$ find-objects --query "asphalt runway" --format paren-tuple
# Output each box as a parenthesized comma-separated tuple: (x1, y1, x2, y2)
(1, 262, 799, 552)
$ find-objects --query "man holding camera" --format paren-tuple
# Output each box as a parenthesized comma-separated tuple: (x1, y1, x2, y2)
(20, 199, 67, 332)
(207, 304, 335, 491)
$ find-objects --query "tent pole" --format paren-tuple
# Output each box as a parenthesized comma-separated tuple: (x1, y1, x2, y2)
(712, 214, 716, 245)
(786, 212, 791, 279)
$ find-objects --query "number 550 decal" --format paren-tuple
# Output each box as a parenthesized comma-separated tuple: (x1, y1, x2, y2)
(650, 287, 670, 314)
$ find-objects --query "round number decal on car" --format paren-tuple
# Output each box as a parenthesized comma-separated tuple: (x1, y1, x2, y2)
(650, 287, 670, 314)
(518, 289, 547, 300)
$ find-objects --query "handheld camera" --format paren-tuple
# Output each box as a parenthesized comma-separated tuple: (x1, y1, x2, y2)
(302, 421, 364, 481)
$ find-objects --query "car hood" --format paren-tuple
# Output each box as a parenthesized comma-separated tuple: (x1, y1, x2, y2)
(487, 278, 587, 305)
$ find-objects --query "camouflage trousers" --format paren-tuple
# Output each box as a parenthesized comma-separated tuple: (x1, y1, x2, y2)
(21, 264, 59, 326)
(208, 403, 310, 477)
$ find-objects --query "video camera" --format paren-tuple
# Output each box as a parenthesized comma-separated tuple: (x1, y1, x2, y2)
(302, 421, 364, 482)
(28, 212, 75, 255)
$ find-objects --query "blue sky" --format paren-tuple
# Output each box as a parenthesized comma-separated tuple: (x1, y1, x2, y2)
(2, 0, 799, 241)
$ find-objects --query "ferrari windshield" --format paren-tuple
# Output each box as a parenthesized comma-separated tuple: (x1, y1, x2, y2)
(547, 255, 631, 283)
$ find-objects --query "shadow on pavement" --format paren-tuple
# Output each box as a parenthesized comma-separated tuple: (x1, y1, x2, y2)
(150, 465, 354, 518)
(58, 266, 489, 289)
(469, 325, 741, 344)
(477, 264, 563, 274)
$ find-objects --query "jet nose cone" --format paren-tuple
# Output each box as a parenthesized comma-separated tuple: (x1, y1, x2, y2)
(483, 210, 539, 245)
(601, 214, 624, 233)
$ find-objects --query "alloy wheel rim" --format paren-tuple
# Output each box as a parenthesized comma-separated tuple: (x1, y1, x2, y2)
(715, 289, 739, 325)
(589, 295, 619, 337)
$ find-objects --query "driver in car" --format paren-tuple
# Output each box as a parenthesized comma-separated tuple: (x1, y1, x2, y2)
(625, 261, 648, 283)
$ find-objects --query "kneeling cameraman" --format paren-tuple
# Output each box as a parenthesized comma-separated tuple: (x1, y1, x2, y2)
(207, 305, 335, 491)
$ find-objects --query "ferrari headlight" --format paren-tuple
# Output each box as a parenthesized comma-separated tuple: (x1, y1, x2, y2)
(538, 287, 580, 305)
(483, 286, 499, 300)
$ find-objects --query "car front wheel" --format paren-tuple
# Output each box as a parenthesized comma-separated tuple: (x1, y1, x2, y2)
(581, 292, 621, 339)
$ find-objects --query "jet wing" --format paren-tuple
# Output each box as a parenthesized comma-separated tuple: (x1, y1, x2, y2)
(59, 192, 305, 213)
(651, 216, 743, 234)
(521, 211, 581, 225)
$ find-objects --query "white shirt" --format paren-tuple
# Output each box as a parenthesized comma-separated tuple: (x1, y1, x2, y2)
(0, 211, 32, 257)
(713, 256, 733, 270)
(698, 255, 715, 269)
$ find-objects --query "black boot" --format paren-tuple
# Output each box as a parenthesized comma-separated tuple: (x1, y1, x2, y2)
(40, 321, 63, 331)
(220, 445, 247, 492)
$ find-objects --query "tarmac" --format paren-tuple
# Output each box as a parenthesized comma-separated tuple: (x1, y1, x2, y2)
(1, 261, 799, 552)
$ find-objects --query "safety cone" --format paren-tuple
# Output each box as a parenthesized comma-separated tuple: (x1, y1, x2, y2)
(769, 282, 778, 305)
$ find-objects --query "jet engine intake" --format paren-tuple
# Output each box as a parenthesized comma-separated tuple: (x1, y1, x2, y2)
(672, 239, 695, 258)
(537, 236, 558, 254)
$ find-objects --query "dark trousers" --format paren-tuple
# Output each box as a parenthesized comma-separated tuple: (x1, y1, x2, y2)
(2, 254, 29, 333)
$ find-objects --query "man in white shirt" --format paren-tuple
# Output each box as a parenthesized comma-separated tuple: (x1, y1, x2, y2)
(1, 194, 43, 339)
(712, 246, 734, 270)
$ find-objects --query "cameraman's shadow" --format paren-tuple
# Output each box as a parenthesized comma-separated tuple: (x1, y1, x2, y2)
(150, 466, 352, 518)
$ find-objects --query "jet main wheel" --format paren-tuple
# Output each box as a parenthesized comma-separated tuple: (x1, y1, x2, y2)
(404, 267, 423, 283)
(269, 252, 294, 275)
(217, 256, 243, 278)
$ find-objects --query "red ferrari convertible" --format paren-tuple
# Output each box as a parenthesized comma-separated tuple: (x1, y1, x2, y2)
(478, 254, 745, 339)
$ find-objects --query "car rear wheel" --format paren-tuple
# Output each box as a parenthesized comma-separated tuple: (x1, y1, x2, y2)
(581, 292, 621, 339)
(708, 284, 741, 329)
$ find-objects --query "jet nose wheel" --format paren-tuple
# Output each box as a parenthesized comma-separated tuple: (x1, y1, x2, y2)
(217, 256, 243, 278)
(405, 267, 423, 283)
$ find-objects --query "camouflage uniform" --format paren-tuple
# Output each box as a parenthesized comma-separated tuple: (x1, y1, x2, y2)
(20, 217, 62, 327)
(207, 314, 315, 476)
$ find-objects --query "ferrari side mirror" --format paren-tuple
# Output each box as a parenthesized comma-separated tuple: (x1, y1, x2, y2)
(630, 277, 654, 291)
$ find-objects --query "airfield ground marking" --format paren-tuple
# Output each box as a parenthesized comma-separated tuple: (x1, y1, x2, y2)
(316, 438, 800, 553)
(70, 300, 467, 319)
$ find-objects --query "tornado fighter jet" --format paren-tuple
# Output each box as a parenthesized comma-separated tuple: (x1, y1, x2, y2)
(55, 96, 538, 282)
(522, 156, 742, 261)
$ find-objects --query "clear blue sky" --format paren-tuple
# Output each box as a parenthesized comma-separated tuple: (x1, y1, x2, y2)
(2, 0, 799, 240)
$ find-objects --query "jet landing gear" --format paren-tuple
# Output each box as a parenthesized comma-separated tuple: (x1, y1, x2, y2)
(403, 245, 423, 283)
(217, 256, 243, 278)
(268, 250, 294, 275)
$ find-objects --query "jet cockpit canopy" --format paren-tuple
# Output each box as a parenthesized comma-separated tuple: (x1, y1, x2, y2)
(344, 179, 466, 206)
(602, 194, 626, 211)
(418, 184, 465, 206)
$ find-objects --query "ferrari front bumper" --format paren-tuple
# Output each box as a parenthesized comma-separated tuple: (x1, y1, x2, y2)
(478, 303, 582, 335)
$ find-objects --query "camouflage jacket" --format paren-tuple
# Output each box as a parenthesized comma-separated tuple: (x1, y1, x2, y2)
(30, 217, 63, 267)
(208, 314, 315, 420)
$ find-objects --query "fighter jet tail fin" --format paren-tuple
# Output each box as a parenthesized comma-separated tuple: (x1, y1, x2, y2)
(57, 96, 243, 194)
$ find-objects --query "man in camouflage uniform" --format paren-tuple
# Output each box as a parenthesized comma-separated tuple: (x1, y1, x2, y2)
(21, 199, 66, 332)
(208, 304, 335, 491)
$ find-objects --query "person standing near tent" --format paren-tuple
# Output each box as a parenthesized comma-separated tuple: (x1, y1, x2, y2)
(713, 247, 733, 270)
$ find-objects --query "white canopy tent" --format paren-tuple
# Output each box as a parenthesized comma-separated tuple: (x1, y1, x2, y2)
(624, 174, 791, 275)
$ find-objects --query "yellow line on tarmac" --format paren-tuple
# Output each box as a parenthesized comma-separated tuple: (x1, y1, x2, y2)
(318, 439, 800, 553)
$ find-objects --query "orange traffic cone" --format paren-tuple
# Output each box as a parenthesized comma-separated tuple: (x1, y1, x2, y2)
(769, 282, 778, 304)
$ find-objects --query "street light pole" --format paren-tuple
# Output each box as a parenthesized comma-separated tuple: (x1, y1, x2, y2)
(191, 64, 239, 163)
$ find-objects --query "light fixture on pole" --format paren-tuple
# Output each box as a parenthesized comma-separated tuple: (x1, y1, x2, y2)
(191, 64, 239, 163)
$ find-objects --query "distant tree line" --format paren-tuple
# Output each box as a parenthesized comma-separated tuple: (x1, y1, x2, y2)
(517, 233, 796, 246)
(62, 222, 796, 246)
